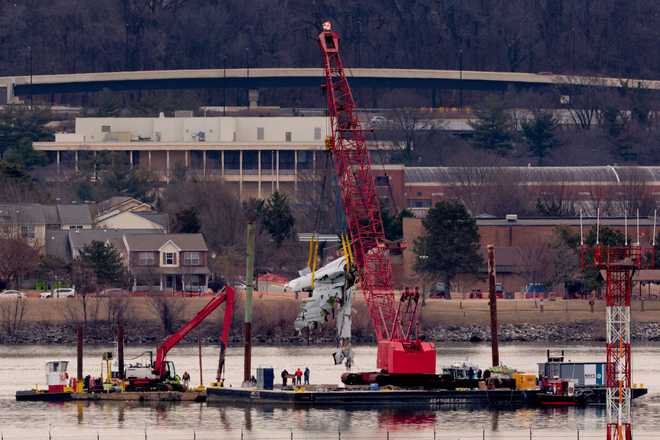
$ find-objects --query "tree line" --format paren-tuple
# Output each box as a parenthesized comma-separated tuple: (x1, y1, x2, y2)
(2, 1, 659, 79)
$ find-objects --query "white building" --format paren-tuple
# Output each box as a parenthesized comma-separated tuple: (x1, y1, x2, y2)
(35, 115, 330, 199)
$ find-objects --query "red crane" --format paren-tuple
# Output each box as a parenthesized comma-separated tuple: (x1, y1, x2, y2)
(318, 22, 435, 380)
(126, 286, 235, 390)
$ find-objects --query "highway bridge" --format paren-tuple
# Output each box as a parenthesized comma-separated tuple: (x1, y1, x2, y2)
(2, 67, 659, 105)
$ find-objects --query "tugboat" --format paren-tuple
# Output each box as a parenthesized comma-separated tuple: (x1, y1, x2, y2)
(16, 361, 73, 401)
(535, 378, 586, 406)
(537, 350, 648, 405)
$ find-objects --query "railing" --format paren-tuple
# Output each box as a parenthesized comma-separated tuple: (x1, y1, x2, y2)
(13, 428, 660, 440)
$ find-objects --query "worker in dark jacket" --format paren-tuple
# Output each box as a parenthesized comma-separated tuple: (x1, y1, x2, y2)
(281, 369, 289, 387)
(304, 367, 310, 385)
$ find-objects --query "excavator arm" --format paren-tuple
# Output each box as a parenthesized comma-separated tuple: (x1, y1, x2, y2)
(153, 286, 235, 379)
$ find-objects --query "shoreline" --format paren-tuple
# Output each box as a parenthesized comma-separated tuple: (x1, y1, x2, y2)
(4, 320, 660, 346)
(2, 297, 660, 346)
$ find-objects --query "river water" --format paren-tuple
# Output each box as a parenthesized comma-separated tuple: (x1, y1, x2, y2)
(2, 343, 660, 440)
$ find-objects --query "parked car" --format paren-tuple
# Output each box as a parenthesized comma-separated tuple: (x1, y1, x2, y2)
(523, 283, 546, 299)
(430, 282, 448, 298)
(41, 287, 76, 299)
(0, 290, 25, 299)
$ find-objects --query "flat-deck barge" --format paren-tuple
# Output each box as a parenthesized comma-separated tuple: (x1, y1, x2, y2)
(207, 386, 538, 407)
(206, 385, 647, 407)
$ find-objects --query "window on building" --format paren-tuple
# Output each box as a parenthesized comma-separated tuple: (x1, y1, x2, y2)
(20, 224, 34, 239)
(279, 151, 294, 170)
(261, 150, 274, 173)
(138, 252, 155, 266)
(224, 151, 240, 172)
(408, 199, 432, 208)
(285, 131, 292, 142)
(162, 252, 177, 265)
(101, 125, 111, 133)
(243, 151, 258, 172)
(184, 252, 201, 266)
(257, 127, 264, 140)
(375, 175, 390, 186)
(21, 225, 35, 240)
(298, 151, 313, 169)
(314, 127, 322, 140)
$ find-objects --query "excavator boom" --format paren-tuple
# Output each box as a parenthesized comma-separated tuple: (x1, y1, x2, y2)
(153, 286, 235, 378)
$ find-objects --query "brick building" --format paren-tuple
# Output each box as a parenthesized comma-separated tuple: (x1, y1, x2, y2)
(403, 216, 656, 295)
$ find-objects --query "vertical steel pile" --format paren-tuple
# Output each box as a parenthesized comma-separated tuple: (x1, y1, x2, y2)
(487, 245, 499, 367)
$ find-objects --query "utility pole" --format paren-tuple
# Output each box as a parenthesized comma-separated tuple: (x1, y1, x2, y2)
(243, 222, 256, 384)
(117, 323, 124, 380)
(27, 45, 33, 109)
(487, 245, 499, 367)
(223, 55, 228, 117)
(245, 48, 250, 108)
(458, 48, 464, 111)
(76, 325, 83, 392)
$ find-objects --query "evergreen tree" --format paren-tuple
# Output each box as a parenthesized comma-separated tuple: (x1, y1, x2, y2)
(469, 98, 514, 154)
(173, 207, 201, 233)
(522, 112, 560, 165)
(79, 241, 126, 287)
(413, 201, 483, 297)
(260, 191, 295, 247)
(382, 207, 414, 241)
(0, 106, 52, 169)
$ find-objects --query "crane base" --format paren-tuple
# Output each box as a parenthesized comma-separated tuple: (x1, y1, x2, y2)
(377, 340, 436, 374)
(341, 371, 444, 388)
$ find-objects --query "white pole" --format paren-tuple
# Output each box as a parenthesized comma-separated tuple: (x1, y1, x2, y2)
(637, 208, 640, 246)
(625, 210, 628, 246)
(654, 209, 657, 246)
(580, 210, 584, 246)
(596, 207, 600, 245)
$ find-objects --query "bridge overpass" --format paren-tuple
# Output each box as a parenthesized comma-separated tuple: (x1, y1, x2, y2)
(2, 67, 659, 105)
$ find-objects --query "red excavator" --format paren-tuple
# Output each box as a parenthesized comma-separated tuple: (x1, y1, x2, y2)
(125, 286, 235, 391)
(318, 22, 437, 387)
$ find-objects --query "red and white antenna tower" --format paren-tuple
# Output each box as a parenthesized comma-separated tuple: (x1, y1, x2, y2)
(581, 213, 654, 440)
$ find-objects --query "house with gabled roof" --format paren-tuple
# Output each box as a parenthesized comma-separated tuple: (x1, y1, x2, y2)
(123, 233, 209, 292)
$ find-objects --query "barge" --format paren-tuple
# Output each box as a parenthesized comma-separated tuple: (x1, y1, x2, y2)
(206, 385, 540, 407)
(206, 385, 647, 407)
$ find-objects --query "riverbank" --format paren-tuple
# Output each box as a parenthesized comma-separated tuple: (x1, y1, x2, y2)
(2, 296, 660, 345)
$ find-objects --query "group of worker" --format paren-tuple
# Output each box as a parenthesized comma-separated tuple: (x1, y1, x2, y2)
(281, 367, 310, 387)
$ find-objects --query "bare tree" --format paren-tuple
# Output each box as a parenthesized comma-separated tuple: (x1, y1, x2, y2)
(0, 238, 40, 288)
(107, 296, 130, 326)
(557, 76, 608, 130)
(0, 298, 28, 337)
(448, 167, 535, 217)
(615, 167, 656, 216)
(147, 294, 185, 334)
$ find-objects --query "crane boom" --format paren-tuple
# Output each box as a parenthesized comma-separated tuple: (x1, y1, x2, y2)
(153, 287, 235, 378)
(319, 22, 435, 375)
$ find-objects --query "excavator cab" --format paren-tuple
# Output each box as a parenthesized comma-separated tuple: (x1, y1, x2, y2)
(163, 361, 177, 381)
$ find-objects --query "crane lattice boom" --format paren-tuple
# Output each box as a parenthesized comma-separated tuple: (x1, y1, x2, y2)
(319, 22, 435, 374)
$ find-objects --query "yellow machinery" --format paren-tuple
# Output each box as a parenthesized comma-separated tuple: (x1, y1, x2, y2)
(513, 372, 538, 390)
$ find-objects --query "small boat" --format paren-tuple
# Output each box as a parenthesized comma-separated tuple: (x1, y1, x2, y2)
(15, 360, 73, 401)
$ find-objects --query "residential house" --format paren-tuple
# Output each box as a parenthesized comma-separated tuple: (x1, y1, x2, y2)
(94, 197, 167, 231)
(0, 203, 94, 252)
(56, 205, 93, 230)
(0, 204, 47, 248)
(124, 233, 210, 292)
